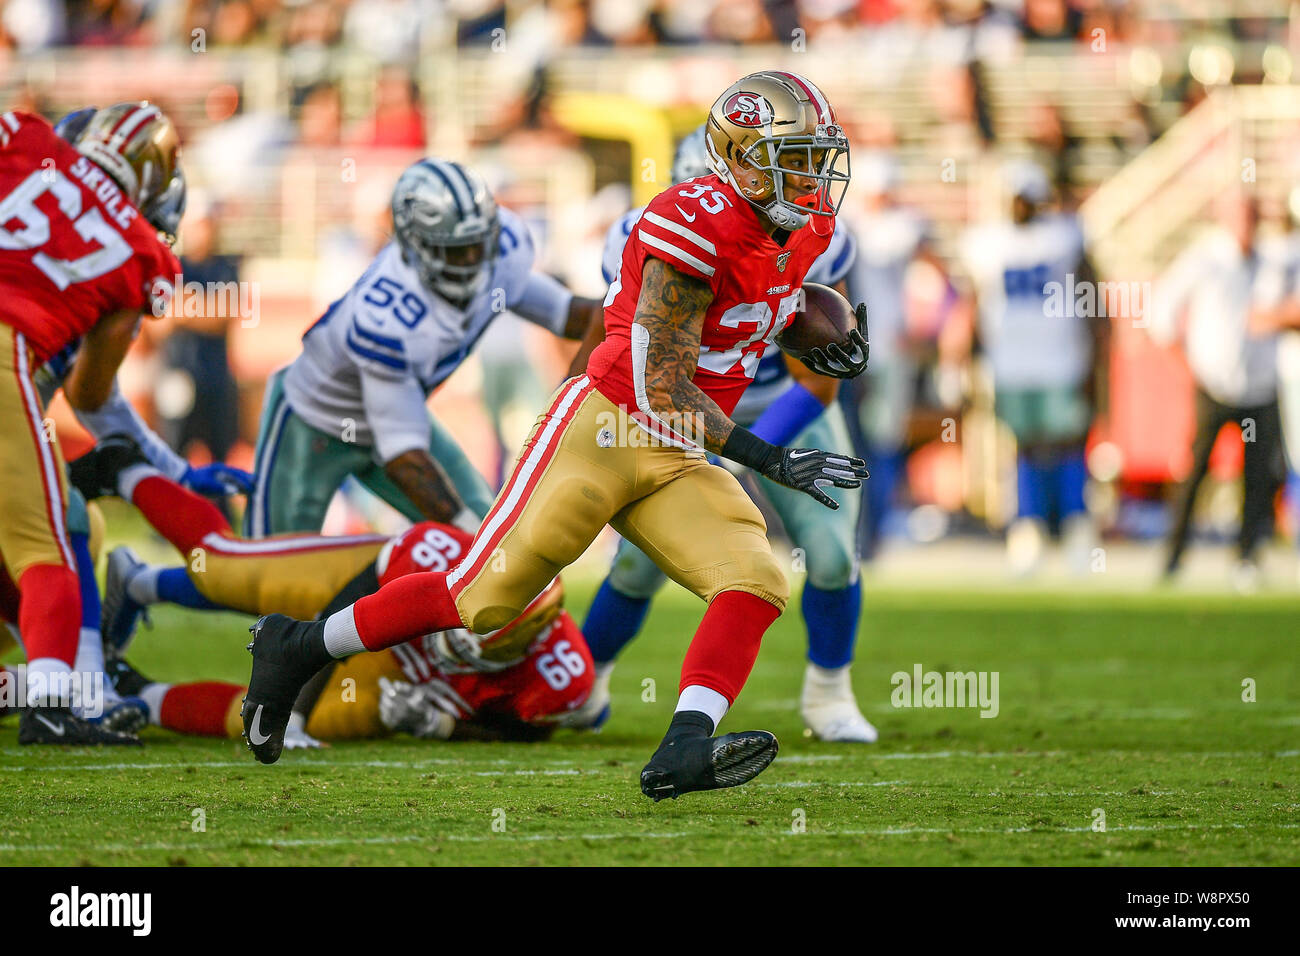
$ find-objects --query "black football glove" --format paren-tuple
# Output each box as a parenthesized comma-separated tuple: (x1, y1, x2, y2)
(798, 304, 870, 379)
(758, 446, 870, 510)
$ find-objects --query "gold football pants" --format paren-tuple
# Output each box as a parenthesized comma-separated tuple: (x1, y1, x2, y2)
(448, 375, 788, 633)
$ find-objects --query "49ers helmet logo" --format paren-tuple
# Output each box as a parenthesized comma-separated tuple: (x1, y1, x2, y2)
(723, 92, 774, 128)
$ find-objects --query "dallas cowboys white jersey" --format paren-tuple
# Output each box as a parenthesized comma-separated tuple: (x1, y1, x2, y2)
(846, 206, 929, 364)
(600, 206, 856, 425)
(960, 212, 1090, 390)
(283, 207, 568, 459)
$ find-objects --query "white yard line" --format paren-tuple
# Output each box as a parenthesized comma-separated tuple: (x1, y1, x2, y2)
(2, 821, 1297, 856)
(1, 748, 1294, 773)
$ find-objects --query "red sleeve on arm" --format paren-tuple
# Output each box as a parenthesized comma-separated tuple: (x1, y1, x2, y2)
(632, 190, 723, 285)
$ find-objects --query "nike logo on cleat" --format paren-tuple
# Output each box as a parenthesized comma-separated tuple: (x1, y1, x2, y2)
(34, 714, 65, 736)
(248, 705, 271, 746)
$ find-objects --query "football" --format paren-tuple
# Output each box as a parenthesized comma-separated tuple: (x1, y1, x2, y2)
(776, 282, 860, 360)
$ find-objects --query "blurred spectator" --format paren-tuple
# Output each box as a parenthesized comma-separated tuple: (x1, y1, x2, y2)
(589, 0, 656, 45)
(453, 0, 506, 45)
(957, 160, 1107, 574)
(342, 0, 444, 63)
(297, 81, 342, 146)
(709, 0, 775, 44)
(67, 0, 146, 45)
(1026, 99, 1083, 200)
(2, 0, 67, 50)
(1021, 0, 1079, 43)
(1151, 192, 1288, 587)
(283, 0, 341, 50)
(475, 65, 578, 150)
(210, 0, 262, 46)
(155, 195, 243, 470)
(347, 66, 426, 148)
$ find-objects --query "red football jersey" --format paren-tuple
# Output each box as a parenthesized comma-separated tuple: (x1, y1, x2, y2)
(0, 111, 180, 363)
(376, 521, 593, 725)
(586, 173, 832, 444)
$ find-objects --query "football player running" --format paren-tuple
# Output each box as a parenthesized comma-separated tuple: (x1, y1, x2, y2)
(0, 102, 186, 744)
(241, 71, 870, 800)
(244, 159, 602, 538)
(575, 125, 877, 743)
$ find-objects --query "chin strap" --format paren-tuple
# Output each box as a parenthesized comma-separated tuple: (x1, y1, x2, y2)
(762, 200, 810, 231)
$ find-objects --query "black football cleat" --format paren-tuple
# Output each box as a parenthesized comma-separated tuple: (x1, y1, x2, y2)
(104, 650, 152, 698)
(18, 706, 142, 746)
(68, 434, 149, 501)
(640, 730, 779, 801)
(242, 614, 331, 765)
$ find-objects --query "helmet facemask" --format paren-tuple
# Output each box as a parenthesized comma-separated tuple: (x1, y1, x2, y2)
(403, 225, 498, 310)
(142, 165, 187, 244)
(711, 124, 850, 236)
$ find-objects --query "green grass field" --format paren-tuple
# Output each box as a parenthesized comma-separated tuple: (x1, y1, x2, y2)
(3, 567, 1298, 866)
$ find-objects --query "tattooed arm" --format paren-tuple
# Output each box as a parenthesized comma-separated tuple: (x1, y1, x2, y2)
(634, 257, 735, 454)
(383, 448, 473, 529)
(637, 257, 870, 509)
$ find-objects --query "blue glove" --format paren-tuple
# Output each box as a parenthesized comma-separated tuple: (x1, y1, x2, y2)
(182, 463, 255, 496)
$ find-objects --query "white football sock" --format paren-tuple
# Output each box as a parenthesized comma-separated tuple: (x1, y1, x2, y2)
(804, 661, 852, 691)
(119, 463, 162, 501)
(25, 657, 73, 707)
(125, 565, 162, 605)
(139, 683, 171, 725)
(676, 685, 729, 732)
(323, 606, 366, 658)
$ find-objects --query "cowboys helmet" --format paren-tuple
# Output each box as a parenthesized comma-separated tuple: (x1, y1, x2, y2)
(671, 124, 711, 184)
(391, 159, 499, 308)
(71, 102, 186, 242)
(704, 70, 849, 235)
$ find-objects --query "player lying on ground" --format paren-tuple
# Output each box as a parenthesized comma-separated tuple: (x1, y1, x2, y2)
(0, 102, 191, 744)
(238, 71, 871, 802)
(71, 438, 594, 743)
(245, 158, 604, 540)
(573, 124, 877, 743)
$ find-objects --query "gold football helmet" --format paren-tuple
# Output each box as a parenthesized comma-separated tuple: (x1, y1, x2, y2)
(704, 71, 849, 235)
(72, 102, 186, 241)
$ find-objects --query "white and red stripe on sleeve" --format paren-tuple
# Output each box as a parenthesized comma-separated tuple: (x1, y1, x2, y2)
(635, 207, 719, 280)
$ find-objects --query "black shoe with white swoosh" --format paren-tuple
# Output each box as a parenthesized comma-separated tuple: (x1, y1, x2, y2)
(241, 614, 331, 765)
(18, 706, 142, 746)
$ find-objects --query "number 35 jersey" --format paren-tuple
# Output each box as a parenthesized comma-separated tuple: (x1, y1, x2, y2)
(586, 174, 832, 444)
(283, 206, 562, 458)
(0, 111, 180, 364)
